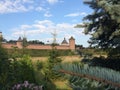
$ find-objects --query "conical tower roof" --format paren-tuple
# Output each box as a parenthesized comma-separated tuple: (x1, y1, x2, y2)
(61, 38, 68, 45)
(18, 37, 22, 42)
(69, 36, 75, 40)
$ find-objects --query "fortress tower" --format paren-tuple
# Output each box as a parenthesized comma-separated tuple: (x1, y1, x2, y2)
(16, 37, 23, 49)
(69, 36, 75, 50)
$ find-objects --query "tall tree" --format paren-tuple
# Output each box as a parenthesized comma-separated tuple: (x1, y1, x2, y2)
(76, 0, 120, 49)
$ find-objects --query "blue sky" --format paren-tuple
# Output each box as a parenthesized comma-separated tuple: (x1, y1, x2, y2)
(0, 0, 92, 47)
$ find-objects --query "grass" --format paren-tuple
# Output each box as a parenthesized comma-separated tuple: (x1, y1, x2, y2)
(32, 55, 81, 90)
(31, 55, 82, 62)
(53, 80, 72, 90)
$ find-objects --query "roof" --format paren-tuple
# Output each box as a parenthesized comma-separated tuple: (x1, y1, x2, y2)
(18, 37, 22, 42)
(61, 38, 68, 45)
(69, 36, 75, 40)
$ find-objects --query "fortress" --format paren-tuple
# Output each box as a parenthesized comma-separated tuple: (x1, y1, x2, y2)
(0, 32, 75, 50)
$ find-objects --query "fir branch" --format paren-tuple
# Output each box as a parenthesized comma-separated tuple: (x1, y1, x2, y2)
(58, 69, 120, 88)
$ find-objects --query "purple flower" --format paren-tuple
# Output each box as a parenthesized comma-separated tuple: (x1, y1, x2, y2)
(24, 81, 29, 87)
(12, 81, 43, 90)
(16, 84, 21, 90)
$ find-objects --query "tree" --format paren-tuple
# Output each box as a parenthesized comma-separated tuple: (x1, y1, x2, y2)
(76, 0, 120, 49)
(0, 45, 12, 89)
(28, 40, 45, 45)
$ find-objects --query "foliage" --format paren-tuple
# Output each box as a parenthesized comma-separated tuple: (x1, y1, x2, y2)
(54, 63, 120, 90)
(22, 37, 28, 48)
(7, 40, 16, 44)
(11, 55, 36, 84)
(33, 61, 58, 90)
(108, 47, 120, 59)
(28, 49, 50, 57)
(9, 47, 22, 58)
(7, 49, 74, 57)
(0, 35, 2, 44)
(76, 0, 120, 52)
(85, 0, 120, 48)
(0, 45, 61, 90)
(0, 45, 12, 89)
(35, 60, 43, 70)
(46, 47, 62, 79)
(82, 56, 120, 71)
(28, 40, 45, 45)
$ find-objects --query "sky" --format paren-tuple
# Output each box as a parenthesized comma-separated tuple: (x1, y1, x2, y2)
(0, 0, 92, 47)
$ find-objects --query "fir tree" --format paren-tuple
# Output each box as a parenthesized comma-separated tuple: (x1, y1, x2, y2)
(76, 0, 120, 57)
(76, 0, 120, 48)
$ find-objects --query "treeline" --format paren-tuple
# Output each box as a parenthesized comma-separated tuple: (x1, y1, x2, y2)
(3, 39, 45, 45)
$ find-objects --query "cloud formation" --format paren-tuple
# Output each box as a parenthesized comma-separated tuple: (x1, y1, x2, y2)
(0, 0, 35, 14)
(65, 12, 87, 17)
(0, 0, 63, 14)
(12, 20, 84, 43)
(46, 0, 58, 4)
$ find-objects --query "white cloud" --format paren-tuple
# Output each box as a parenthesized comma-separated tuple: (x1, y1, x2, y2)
(65, 12, 87, 17)
(11, 20, 84, 44)
(0, 0, 34, 14)
(46, 0, 58, 4)
(21, 25, 32, 30)
(0, 0, 54, 19)
(0, 0, 50, 14)
(22, 0, 34, 3)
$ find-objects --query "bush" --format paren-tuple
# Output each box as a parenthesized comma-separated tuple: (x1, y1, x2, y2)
(11, 55, 36, 84)
(36, 60, 43, 70)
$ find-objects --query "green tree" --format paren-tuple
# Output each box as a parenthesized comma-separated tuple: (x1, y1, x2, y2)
(76, 0, 120, 51)
(0, 45, 12, 89)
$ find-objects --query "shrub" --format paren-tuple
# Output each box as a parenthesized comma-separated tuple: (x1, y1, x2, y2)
(11, 55, 36, 84)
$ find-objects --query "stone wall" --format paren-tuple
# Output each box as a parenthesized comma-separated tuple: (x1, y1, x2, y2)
(2, 37, 75, 50)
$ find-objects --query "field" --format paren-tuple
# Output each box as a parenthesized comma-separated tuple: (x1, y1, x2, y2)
(32, 55, 82, 62)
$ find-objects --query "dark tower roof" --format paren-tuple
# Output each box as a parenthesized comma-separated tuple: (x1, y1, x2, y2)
(18, 37, 22, 42)
(69, 36, 75, 40)
(61, 38, 68, 44)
